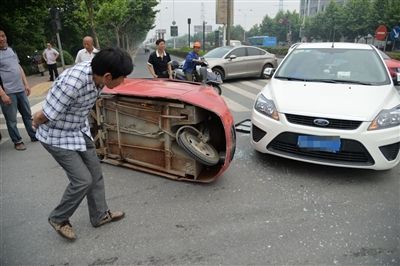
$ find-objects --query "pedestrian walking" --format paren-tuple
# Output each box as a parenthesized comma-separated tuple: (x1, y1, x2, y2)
(147, 39, 172, 79)
(75, 36, 99, 63)
(32, 47, 133, 241)
(42, 42, 59, 81)
(0, 28, 38, 150)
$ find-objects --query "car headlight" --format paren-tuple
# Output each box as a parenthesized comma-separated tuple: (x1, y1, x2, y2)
(368, 105, 400, 130)
(254, 94, 279, 120)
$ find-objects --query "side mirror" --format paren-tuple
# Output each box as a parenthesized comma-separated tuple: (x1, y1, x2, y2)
(395, 72, 400, 85)
(229, 55, 237, 60)
(171, 60, 180, 70)
(264, 67, 275, 78)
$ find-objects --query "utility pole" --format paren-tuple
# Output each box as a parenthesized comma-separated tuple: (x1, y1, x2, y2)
(226, 0, 231, 46)
(50, 7, 65, 69)
(188, 18, 191, 47)
(202, 21, 206, 52)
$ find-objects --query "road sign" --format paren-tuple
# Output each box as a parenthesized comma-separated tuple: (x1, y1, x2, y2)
(375, 25, 387, 41)
(170, 26, 178, 37)
(389, 26, 400, 41)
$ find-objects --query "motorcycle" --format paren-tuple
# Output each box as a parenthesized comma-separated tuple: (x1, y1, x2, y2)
(171, 58, 222, 95)
(27, 51, 45, 76)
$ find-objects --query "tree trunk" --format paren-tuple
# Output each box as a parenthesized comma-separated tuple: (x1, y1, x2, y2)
(115, 27, 120, 47)
(84, 0, 100, 49)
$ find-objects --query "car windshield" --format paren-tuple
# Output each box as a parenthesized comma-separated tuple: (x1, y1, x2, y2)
(204, 47, 231, 59)
(275, 48, 390, 85)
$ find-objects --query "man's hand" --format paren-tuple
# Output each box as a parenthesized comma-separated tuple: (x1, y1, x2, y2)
(0, 94, 12, 105)
(32, 110, 49, 130)
(25, 86, 31, 96)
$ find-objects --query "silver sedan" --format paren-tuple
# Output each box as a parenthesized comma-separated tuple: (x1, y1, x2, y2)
(204, 45, 278, 80)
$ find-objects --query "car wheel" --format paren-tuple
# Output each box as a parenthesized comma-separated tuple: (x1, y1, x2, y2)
(177, 129, 219, 166)
(212, 67, 225, 81)
(212, 84, 222, 95)
(261, 63, 273, 79)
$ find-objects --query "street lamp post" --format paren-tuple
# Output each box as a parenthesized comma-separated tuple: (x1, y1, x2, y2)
(238, 8, 253, 42)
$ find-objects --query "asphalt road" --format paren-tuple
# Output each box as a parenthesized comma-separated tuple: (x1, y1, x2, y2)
(0, 48, 399, 265)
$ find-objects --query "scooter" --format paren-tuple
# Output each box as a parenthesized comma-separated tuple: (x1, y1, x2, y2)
(171, 58, 222, 95)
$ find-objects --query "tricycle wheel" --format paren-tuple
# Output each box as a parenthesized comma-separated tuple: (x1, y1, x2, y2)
(177, 130, 219, 166)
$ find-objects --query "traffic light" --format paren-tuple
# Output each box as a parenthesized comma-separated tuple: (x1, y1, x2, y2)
(50, 7, 62, 32)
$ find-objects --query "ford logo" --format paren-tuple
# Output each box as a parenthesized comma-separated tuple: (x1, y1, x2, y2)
(313, 118, 330, 127)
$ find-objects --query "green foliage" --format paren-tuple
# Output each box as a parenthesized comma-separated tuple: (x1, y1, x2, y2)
(387, 52, 400, 60)
(263, 47, 288, 56)
(168, 48, 206, 59)
(60, 50, 74, 65)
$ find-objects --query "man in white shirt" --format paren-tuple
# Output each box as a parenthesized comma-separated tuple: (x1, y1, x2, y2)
(42, 43, 59, 81)
(75, 36, 99, 63)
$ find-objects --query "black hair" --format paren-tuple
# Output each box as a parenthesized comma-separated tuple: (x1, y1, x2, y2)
(91, 47, 134, 79)
(155, 39, 165, 45)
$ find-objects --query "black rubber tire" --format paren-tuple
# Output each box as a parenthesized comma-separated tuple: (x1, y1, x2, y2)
(212, 67, 225, 81)
(177, 130, 219, 166)
(261, 63, 273, 79)
(212, 84, 222, 95)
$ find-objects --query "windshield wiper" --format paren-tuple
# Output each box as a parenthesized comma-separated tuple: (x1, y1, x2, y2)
(326, 79, 374, 85)
(274, 76, 307, 81)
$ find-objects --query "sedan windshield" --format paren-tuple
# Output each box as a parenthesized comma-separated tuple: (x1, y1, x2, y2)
(204, 47, 232, 59)
(275, 48, 390, 85)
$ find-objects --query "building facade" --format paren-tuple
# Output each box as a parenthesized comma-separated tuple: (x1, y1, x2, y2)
(300, 0, 347, 17)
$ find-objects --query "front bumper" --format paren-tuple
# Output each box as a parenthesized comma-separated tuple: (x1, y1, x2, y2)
(250, 110, 400, 170)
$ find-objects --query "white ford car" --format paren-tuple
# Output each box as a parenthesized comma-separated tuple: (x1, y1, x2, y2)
(251, 42, 400, 170)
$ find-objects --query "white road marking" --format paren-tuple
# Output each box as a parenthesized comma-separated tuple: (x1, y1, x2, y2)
(240, 80, 265, 91)
(222, 83, 258, 101)
(221, 96, 249, 112)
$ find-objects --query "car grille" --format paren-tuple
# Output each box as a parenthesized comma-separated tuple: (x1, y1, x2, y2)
(285, 114, 362, 130)
(267, 132, 375, 165)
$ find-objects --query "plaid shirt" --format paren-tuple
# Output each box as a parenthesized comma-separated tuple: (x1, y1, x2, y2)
(36, 62, 101, 151)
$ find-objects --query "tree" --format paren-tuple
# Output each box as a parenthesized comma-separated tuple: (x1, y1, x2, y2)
(341, 0, 374, 42)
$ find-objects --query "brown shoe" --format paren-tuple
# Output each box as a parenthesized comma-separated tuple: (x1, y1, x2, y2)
(14, 142, 26, 151)
(94, 210, 125, 228)
(48, 219, 76, 241)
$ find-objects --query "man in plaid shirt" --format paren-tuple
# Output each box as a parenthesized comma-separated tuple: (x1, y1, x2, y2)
(32, 47, 133, 241)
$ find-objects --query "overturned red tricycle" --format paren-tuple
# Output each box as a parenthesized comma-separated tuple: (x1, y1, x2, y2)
(90, 78, 236, 183)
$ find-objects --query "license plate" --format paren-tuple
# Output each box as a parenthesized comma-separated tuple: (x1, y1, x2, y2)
(297, 135, 341, 153)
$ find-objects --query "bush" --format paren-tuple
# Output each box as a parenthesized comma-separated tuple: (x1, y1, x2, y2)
(60, 50, 74, 65)
(387, 51, 400, 60)
(262, 46, 289, 56)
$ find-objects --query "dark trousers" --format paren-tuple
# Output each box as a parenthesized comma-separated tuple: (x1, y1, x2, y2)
(47, 63, 59, 81)
(42, 135, 108, 226)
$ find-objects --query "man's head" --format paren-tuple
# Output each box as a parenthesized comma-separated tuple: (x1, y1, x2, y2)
(46, 43, 52, 49)
(83, 36, 95, 52)
(0, 29, 7, 49)
(193, 41, 201, 53)
(91, 47, 134, 89)
(155, 39, 166, 51)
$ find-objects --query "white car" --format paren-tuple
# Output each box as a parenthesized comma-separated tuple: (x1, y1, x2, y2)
(251, 42, 400, 170)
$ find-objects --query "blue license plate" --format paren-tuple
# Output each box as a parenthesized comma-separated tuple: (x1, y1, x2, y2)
(297, 135, 341, 153)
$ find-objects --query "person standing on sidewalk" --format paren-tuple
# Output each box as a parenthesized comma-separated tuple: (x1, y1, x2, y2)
(32, 47, 133, 241)
(75, 36, 99, 63)
(147, 39, 172, 79)
(42, 43, 59, 81)
(0, 28, 38, 150)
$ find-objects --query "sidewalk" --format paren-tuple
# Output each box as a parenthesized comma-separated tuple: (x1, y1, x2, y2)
(28, 66, 68, 97)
